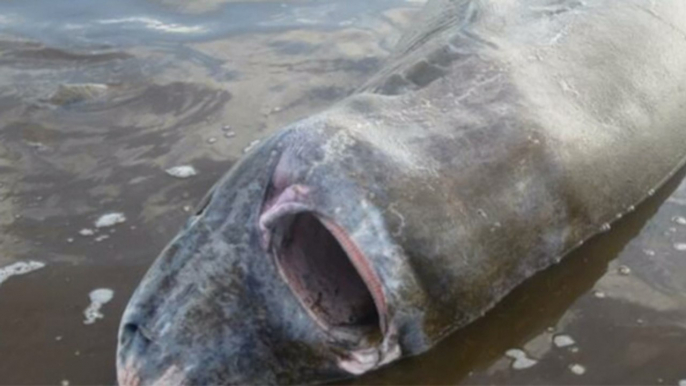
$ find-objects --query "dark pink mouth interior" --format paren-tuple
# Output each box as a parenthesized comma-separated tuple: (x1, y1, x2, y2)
(271, 212, 382, 339)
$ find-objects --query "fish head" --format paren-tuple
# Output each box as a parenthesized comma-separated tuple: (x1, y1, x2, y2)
(116, 124, 424, 385)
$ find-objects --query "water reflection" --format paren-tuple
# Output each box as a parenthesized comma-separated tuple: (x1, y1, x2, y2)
(0, 0, 414, 47)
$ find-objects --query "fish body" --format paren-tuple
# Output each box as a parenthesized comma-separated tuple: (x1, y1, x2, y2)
(117, 1, 686, 384)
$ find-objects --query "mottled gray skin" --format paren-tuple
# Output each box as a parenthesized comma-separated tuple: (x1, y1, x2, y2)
(117, 0, 686, 384)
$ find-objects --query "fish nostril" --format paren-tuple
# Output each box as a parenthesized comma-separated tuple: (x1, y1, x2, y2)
(124, 322, 139, 335)
(121, 322, 154, 350)
(121, 323, 139, 348)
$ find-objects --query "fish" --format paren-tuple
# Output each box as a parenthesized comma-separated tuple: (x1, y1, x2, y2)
(117, 0, 686, 384)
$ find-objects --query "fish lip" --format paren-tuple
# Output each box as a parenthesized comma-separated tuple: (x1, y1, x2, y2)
(259, 185, 389, 334)
(316, 216, 401, 373)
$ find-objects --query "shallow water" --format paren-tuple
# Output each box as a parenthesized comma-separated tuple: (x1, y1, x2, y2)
(0, 0, 685, 384)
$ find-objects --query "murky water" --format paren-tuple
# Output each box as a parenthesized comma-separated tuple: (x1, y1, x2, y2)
(0, 0, 685, 385)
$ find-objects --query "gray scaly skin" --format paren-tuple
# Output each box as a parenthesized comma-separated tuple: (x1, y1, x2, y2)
(117, 0, 686, 384)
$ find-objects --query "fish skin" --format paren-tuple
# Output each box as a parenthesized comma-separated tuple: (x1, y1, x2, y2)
(117, 0, 686, 384)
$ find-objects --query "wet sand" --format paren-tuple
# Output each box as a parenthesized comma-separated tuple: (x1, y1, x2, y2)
(0, 0, 685, 384)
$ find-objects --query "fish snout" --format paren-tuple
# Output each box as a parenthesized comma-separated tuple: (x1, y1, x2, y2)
(117, 359, 185, 386)
(118, 314, 185, 386)
(117, 357, 141, 386)
(117, 320, 150, 386)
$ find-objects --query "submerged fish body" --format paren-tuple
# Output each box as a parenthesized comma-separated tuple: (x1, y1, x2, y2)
(117, 0, 686, 384)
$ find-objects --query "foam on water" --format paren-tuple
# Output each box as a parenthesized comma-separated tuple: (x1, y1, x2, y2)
(79, 229, 95, 236)
(0, 261, 46, 287)
(98, 17, 206, 34)
(617, 265, 631, 275)
(553, 334, 575, 348)
(83, 288, 114, 325)
(674, 243, 686, 251)
(94, 234, 110, 242)
(569, 363, 586, 375)
(94, 213, 126, 228)
(166, 165, 198, 179)
(505, 349, 538, 370)
(593, 289, 606, 298)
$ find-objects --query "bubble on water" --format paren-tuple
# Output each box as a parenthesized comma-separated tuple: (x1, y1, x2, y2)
(183, 205, 192, 212)
(221, 125, 232, 131)
(0, 261, 46, 287)
(553, 334, 576, 348)
(678, 379, 686, 386)
(67, 238, 74, 243)
(674, 243, 686, 251)
(165, 165, 197, 179)
(477, 209, 488, 218)
(643, 249, 656, 256)
(569, 346, 580, 353)
(673, 216, 686, 225)
(505, 348, 538, 370)
(61, 380, 70, 386)
(569, 363, 586, 375)
(648, 188, 656, 196)
(600, 223, 611, 232)
(593, 290, 606, 298)
(224, 131, 236, 138)
(618, 265, 631, 275)
(628, 205, 636, 212)
(95, 213, 126, 228)
(55, 336, 63, 341)
(83, 288, 114, 325)
(207, 137, 217, 144)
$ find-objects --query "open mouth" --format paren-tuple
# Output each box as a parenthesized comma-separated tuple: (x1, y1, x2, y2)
(260, 186, 386, 346)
